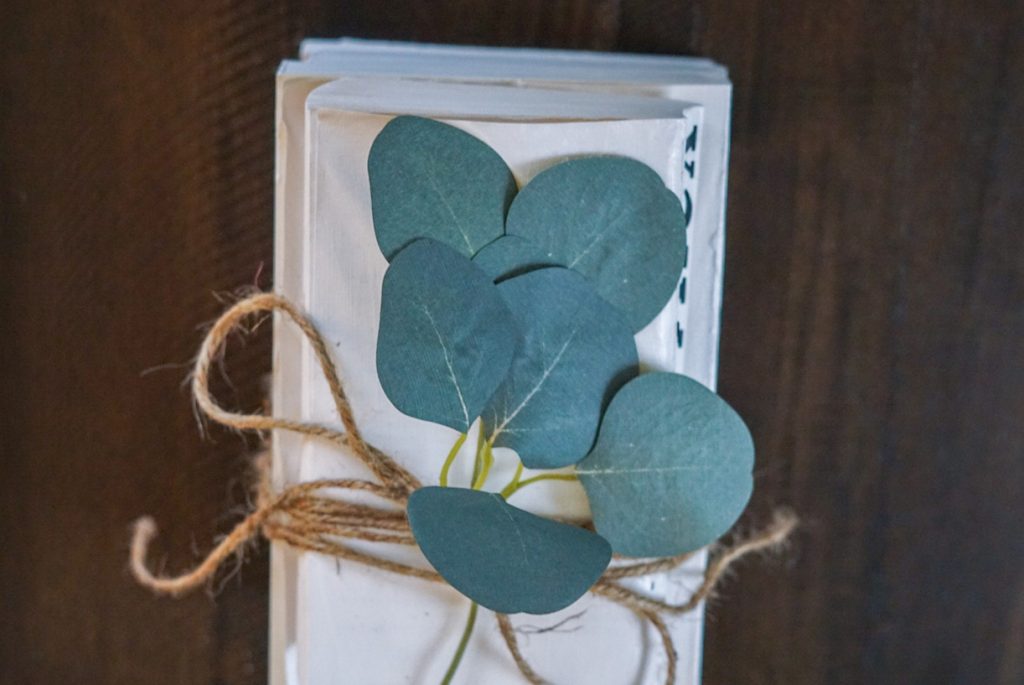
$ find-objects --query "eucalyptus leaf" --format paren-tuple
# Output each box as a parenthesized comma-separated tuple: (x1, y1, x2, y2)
(505, 156, 687, 332)
(471, 235, 556, 282)
(368, 116, 517, 260)
(377, 238, 518, 432)
(577, 372, 754, 557)
(407, 487, 612, 614)
(483, 268, 638, 468)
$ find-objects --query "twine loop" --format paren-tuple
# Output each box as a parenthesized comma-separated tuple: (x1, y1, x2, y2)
(130, 292, 797, 685)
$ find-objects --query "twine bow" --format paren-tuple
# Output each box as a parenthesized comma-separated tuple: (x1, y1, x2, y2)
(130, 292, 797, 685)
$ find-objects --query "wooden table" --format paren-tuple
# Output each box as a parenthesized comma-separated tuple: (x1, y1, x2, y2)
(2, 2, 1021, 683)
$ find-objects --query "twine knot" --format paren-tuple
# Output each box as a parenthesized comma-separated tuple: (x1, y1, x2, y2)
(129, 292, 797, 685)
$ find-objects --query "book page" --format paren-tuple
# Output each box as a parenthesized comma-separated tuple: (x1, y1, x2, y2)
(271, 87, 706, 682)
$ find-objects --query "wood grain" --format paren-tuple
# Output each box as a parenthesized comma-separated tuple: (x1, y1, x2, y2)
(1, 1, 1021, 683)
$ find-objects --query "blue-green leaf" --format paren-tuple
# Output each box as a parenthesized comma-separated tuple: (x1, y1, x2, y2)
(471, 235, 555, 282)
(407, 487, 612, 614)
(577, 373, 754, 557)
(505, 156, 687, 332)
(483, 268, 638, 468)
(376, 239, 518, 432)
(368, 116, 516, 260)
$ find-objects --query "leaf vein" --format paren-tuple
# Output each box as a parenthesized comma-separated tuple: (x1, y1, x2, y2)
(420, 304, 470, 428)
(427, 157, 476, 253)
(492, 326, 580, 439)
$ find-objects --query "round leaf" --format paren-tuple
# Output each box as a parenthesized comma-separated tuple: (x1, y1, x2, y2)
(368, 115, 517, 260)
(408, 487, 612, 614)
(471, 235, 556, 282)
(577, 372, 754, 557)
(483, 268, 638, 468)
(377, 239, 518, 432)
(505, 156, 687, 331)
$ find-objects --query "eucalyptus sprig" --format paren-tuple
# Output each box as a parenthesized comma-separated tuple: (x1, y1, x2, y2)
(368, 116, 755, 682)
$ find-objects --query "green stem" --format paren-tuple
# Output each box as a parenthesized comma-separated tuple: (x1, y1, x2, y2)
(501, 471, 578, 499)
(471, 439, 495, 490)
(470, 424, 485, 487)
(501, 461, 524, 498)
(438, 432, 469, 487)
(439, 601, 478, 685)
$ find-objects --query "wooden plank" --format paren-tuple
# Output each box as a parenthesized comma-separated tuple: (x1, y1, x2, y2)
(688, 1, 1024, 683)
(0, 3, 288, 683)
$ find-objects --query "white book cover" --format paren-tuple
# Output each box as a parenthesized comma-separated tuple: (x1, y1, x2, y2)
(272, 42, 733, 685)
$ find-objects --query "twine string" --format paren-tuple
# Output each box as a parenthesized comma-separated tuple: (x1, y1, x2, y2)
(129, 292, 797, 685)
(190, 293, 420, 494)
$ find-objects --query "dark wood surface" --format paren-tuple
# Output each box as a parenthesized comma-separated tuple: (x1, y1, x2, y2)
(2, 1, 1021, 683)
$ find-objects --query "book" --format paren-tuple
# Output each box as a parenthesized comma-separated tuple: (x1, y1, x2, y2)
(273, 38, 732, 685)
